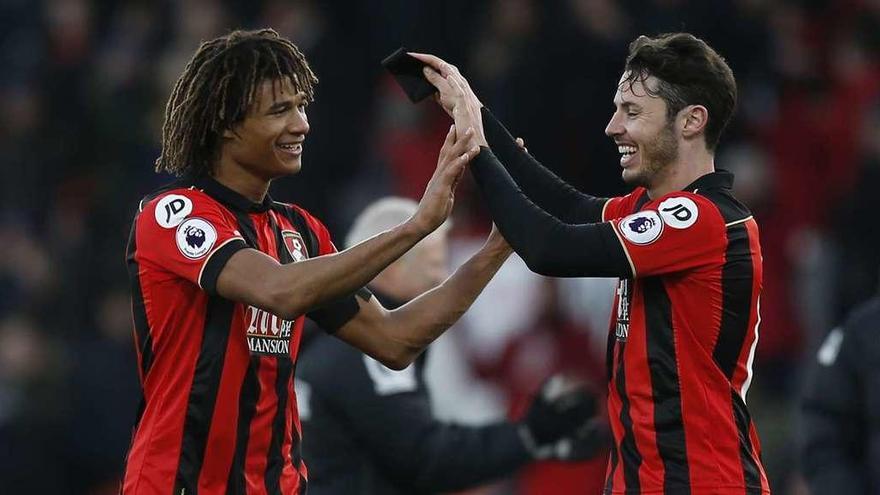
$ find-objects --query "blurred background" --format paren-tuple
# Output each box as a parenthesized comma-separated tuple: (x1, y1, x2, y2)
(1, 0, 879, 493)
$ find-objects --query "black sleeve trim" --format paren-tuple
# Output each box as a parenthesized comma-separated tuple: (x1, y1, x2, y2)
(471, 147, 632, 278)
(308, 287, 374, 334)
(482, 107, 608, 223)
(199, 238, 248, 295)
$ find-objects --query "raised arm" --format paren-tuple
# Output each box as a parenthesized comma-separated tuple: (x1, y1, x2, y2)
(469, 148, 631, 278)
(333, 227, 512, 369)
(216, 126, 480, 323)
(410, 52, 608, 223)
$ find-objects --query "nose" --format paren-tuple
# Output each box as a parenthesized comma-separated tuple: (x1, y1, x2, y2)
(287, 109, 309, 135)
(605, 111, 623, 138)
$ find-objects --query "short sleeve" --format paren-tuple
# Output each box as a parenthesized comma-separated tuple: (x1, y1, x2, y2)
(607, 193, 727, 277)
(136, 190, 247, 294)
(600, 189, 639, 221)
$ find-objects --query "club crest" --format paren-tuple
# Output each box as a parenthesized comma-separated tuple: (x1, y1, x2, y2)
(282, 231, 309, 262)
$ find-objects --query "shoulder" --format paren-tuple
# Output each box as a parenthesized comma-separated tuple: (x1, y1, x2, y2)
(137, 184, 226, 229)
(692, 187, 753, 226)
(603, 188, 648, 220)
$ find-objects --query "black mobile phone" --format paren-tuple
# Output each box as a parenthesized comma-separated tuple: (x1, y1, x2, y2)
(381, 47, 437, 103)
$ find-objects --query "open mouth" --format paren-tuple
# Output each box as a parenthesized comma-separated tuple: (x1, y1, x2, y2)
(618, 144, 637, 166)
(277, 143, 303, 156)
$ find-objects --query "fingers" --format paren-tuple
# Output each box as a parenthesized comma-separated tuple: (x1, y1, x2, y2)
(422, 65, 452, 92)
(408, 52, 457, 77)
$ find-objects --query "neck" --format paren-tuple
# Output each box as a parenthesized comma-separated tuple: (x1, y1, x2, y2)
(213, 157, 271, 203)
(647, 146, 715, 199)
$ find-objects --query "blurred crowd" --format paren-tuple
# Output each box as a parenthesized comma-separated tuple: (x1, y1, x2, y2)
(2, 0, 880, 493)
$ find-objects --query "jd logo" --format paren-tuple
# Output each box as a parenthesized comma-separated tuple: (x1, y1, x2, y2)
(658, 197, 699, 229)
(155, 194, 193, 228)
(661, 203, 692, 222)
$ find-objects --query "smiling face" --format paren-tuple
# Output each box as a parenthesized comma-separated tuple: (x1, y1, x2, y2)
(605, 73, 680, 189)
(221, 77, 309, 180)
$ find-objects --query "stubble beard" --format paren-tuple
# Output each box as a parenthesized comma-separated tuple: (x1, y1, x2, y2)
(623, 120, 679, 189)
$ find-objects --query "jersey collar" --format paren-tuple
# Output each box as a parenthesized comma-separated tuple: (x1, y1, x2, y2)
(193, 176, 274, 213)
(683, 169, 734, 193)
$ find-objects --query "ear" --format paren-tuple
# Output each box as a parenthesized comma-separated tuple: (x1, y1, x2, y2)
(680, 105, 708, 140)
(222, 128, 237, 140)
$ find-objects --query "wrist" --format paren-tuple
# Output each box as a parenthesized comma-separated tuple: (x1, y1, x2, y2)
(401, 217, 432, 241)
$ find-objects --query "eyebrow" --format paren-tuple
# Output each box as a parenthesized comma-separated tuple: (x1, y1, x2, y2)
(619, 101, 642, 111)
(267, 101, 293, 112)
(267, 91, 308, 111)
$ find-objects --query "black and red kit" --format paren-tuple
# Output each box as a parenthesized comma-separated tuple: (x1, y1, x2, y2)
(469, 108, 772, 494)
(123, 177, 360, 495)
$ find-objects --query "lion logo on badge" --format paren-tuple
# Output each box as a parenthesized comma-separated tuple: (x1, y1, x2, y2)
(185, 226, 206, 248)
(176, 218, 217, 259)
(618, 210, 663, 245)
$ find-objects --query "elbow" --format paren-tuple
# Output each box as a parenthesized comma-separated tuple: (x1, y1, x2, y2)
(263, 274, 313, 320)
(517, 243, 557, 276)
(378, 345, 419, 371)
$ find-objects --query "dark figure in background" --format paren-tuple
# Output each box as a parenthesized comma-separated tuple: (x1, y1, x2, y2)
(298, 197, 607, 495)
(800, 295, 880, 493)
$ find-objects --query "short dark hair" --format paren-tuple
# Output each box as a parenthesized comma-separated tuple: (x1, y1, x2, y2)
(156, 28, 318, 177)
(622, 33, 736, 151)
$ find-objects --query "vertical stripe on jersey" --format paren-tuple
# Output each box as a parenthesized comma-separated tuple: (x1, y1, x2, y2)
(731, 390, 762, 493)
(605, 441, 618, 494)
(713, 223, 753, 380)
(614, 344, 642, 491)
(265, 359, 293, 494)
(227, 210, 263, 494)
(266, 212, 295, 494)
(126, 218, 153, 382)
(174, 296, 235, 493)
(228, 358, 262, 494)
(643, 278, 690, 492)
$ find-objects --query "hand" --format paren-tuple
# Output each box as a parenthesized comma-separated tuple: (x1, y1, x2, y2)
(410, 125, 481, 234)
(408, 52, 488, 147)
(515, 137, 528, 153)
(518, 374, 607, 461)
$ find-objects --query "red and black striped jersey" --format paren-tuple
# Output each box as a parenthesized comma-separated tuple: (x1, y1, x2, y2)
(600, 171, 771, 494)
(123, 177, 348, 495)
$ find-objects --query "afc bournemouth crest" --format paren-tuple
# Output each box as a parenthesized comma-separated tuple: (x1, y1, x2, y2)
(282, 231, 309, 262)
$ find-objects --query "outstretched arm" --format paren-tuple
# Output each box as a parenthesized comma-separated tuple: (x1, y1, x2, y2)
(469, 147, 631, 278)
(410, 52, 608, 223)
(334, 227, 512, 369)
(216, 127, 480, 344)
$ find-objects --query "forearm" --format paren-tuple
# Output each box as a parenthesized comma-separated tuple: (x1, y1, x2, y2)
(481, 107, 607, 223)
(386, 239, 512, 357)
(272, 220, 427, 318)
(470, 148, 630, 278)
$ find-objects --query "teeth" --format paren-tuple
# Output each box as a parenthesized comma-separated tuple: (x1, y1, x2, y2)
(279, 144, 302, 151)
(618, 145, 637, 155)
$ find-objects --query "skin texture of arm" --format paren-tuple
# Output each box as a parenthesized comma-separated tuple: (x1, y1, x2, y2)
(333, 231, 512, 369)
(216, 126, 483, 367)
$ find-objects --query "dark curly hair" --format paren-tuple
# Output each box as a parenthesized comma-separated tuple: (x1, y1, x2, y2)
(622, 33, 736, 151)
(155, 28, 318, 177)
